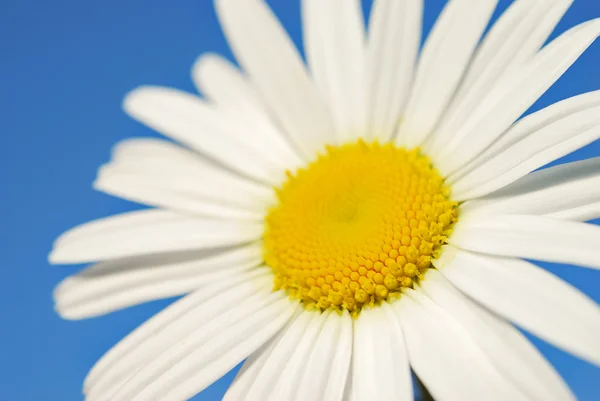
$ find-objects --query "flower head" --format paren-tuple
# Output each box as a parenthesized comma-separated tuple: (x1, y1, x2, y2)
(51, 0, 600, 400)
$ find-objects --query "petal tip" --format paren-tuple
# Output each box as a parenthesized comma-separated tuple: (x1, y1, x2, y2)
(122, 85, 155, 114)
(48, 248, 61, 265)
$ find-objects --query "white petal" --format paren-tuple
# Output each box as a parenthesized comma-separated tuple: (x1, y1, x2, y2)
(92, 285, 298, 400)
(396, 0, 498, 148)
(449, 214, 600, 269)
(449, 89, 600, 186)
(352, 304, 413, 401)
(426, 0, 572, 165)
(295, 310, 352, 401)
(322, 312, 354, 401)
(222, 337, 279, 401)
(222, 313, 298, 401)
(242, 310, 315, 400)
(420, 269, 575, 401)
(444, 0, 572, 110)
(123, 86, 284, 184)
(393, 289, 528, 401)
(105, 138, 274, 211)
(431, 17, 600, 176)
(95, 166, 265, 221)
(365, 0, 422, 141)
(551, 203, 600, 221)
(216, 0, 335, 158)
(84, 268, 272, 398)
(434, 246, 600, 366)
(341, 370, 355, 401)
(49, 209, 262, 264)
(126, 293, 296, 401)
(96, 139, 272, 219)
(451, 101, 600, 200)
(266, 310, 331, 401)
(191, 54, 305, 170)
(462, 157, 600, 221)
(302, 0, 367, 142)
(53, 244, 262, 319)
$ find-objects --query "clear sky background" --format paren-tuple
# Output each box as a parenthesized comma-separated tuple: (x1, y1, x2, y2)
(1, 0, 599, 400)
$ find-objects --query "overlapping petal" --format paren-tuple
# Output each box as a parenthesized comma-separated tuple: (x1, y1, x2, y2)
(434, 246, 600, 366)
(352, 304, 413, 401)
(49, 209, 262, 264)
(216, 0, 336, 158)
(365, 0, 422, 141)
(396, 0, 498, 148)
(420, 269, 575, 401)
(302, 0, 367, 142)
(449, 214, 600, 269)
(54, 244, 262, 319)
(462, 157, 600, 221)
(393, 288, 528, 401)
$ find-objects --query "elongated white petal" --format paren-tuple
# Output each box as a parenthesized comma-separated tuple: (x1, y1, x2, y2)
(295, 310, 352, 401)
(432, 17, 600, 176)
(342, 378, 355, 401)
(84, 268, 271, 398)
(420, 269, 575, 401)
(302, 0, 366, 142)
(90, 283, 297, 401)
(396, 0, 498, 148)
(353, 304, 413, 401)
(552, 203, 600, 221)
(106, 138, 274, 211)
(216, 0, 335, 158)
(123, 86, 284, 184)
(222, 334, 280, 401)
(96, 137, 272, 219)
(444, 0, 572, 111)
(450, 214, 600, 269)
(95, 166, 265, 221)
(450, 89, 600, 184)
(54, 244, 262, 319)
(223, 311, 303, 401)
(365, 0, 422, 141)
(266, 311, 330, 401)
(427, 0, 572, 162)
(114, 294, 297, 401)
(322, 312, 354, 401)
(229, 310, 350, 401)
(462, 157, 600, 220)
(450, 93, 600, 200)
(49, 209, 262, 264)
(434, 247, 600, 366)
(242, 310, 314, 400)
(393, 289, 528, 401)
(192, 54, 305, 170)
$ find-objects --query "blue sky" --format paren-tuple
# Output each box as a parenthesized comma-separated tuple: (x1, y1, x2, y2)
(1, 0, 599, 400)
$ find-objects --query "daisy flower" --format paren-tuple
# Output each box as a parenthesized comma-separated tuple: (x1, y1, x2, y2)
(51, 0, 600, 400)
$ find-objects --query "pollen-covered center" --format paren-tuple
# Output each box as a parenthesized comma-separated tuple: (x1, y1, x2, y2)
(264, 140, 458, 315)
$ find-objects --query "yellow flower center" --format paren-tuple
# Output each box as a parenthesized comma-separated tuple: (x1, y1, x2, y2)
(264, 140, 458, 315)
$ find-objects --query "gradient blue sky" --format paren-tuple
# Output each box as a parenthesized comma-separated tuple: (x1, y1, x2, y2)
(1, 1, 600, 400)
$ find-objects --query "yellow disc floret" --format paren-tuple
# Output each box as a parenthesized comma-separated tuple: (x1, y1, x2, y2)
(264, 140, 458, 315)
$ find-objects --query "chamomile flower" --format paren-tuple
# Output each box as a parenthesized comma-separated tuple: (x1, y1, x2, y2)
(51, 0, 600, 400)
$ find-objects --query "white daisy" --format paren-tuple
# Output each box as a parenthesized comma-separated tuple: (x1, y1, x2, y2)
(50, 0, 600, 400)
